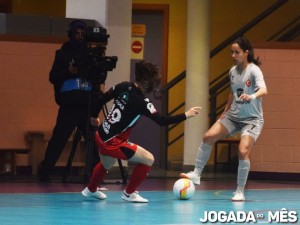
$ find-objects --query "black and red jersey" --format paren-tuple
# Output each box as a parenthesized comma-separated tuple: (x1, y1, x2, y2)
(92, 82, 186, 144)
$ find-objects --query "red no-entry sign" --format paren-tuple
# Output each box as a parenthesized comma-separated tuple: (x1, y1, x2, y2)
(131, 40, 143, 54)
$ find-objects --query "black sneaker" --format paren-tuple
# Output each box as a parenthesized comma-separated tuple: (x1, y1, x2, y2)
(37, 167, 51, 183)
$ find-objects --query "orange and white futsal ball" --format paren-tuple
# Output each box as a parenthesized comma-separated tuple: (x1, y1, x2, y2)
(173, 178, 195, 200)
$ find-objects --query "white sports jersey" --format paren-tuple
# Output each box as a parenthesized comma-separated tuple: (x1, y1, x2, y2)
(226, 63, 266, 123)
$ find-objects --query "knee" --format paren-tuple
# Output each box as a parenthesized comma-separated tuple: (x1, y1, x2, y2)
(144, 152, 154, 166)
(102, 162, 113, 170)
(203, 132, 217, 145)
(101, 158, 117, 170)
(238, 147, 250, 160)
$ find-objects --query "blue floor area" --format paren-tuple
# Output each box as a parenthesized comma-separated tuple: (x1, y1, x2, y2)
(0, 189, 299, 225)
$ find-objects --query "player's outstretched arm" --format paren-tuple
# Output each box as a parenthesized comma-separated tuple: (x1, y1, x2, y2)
(148, 106, 201, 126)
(185, 107, 202, 118)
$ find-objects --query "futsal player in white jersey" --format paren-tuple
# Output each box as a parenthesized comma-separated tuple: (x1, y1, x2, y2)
(180, 36, 268, 201)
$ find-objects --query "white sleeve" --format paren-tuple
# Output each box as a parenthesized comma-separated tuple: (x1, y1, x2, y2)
(252, 66, 266, 90)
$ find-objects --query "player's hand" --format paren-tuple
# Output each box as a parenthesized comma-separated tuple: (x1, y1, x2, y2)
(91, 117, 100, 127)
(239, 94, 253, 101)
(185, 107, 202, 118)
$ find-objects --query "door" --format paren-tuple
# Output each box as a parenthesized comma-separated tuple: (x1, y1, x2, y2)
(130, 4, 168, 167)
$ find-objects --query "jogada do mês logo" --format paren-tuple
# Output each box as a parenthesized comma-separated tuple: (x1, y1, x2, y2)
(199, 208, 298, 223)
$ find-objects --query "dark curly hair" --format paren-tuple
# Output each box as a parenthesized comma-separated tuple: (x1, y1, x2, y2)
(135, 60, 161, 93)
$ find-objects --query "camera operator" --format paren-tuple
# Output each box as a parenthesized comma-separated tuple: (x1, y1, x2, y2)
(38, 20, 104, 182)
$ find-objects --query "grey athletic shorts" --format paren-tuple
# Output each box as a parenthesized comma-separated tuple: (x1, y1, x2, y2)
(219, 115, 264, 142)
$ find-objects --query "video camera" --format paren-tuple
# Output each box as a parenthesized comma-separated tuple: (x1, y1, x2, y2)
(76, 26, 118, 82)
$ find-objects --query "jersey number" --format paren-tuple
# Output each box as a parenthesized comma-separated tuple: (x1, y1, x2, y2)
(108, 105, 121, 124)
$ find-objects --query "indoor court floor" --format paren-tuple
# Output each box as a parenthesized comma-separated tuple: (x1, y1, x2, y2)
(0, 175, 299, 225)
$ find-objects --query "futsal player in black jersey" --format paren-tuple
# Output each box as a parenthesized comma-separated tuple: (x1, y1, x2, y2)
(82, 60, 201, 203)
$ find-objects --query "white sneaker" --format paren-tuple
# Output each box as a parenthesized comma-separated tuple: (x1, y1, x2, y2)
(180, 171, 201, 185)
(121, 191, 148, 203)
(231, 190, 245, 201)
(82, 187, 107, 200)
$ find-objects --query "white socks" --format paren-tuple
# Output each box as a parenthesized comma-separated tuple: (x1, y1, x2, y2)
(193, 143, 250, 192)
(194, 142, 212, 176)
(236, 159, 250, 191)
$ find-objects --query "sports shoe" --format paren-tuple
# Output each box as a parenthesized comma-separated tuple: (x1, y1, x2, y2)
(82, 187, 107, 200)
(231, 190, 245, 201)
(121, 191, 148, 203)
(37, 165, 52, 183)
(180, 171, 201, 185)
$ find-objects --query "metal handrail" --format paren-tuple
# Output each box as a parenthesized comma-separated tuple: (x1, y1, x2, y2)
(268, 16, 300, 41)
(277, 23, 300, 41)
(210, 0, 288, 58)
(160, 71, 186, 93)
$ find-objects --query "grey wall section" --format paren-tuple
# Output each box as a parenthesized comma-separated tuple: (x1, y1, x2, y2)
(0, 13, 6, 33)
(4, 14, 50, 35)
(129, 11, 164, 166)
(0, 13, 96, 36)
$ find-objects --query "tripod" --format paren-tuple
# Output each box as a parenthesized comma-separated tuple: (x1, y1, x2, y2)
(62, 105, 128, 184)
